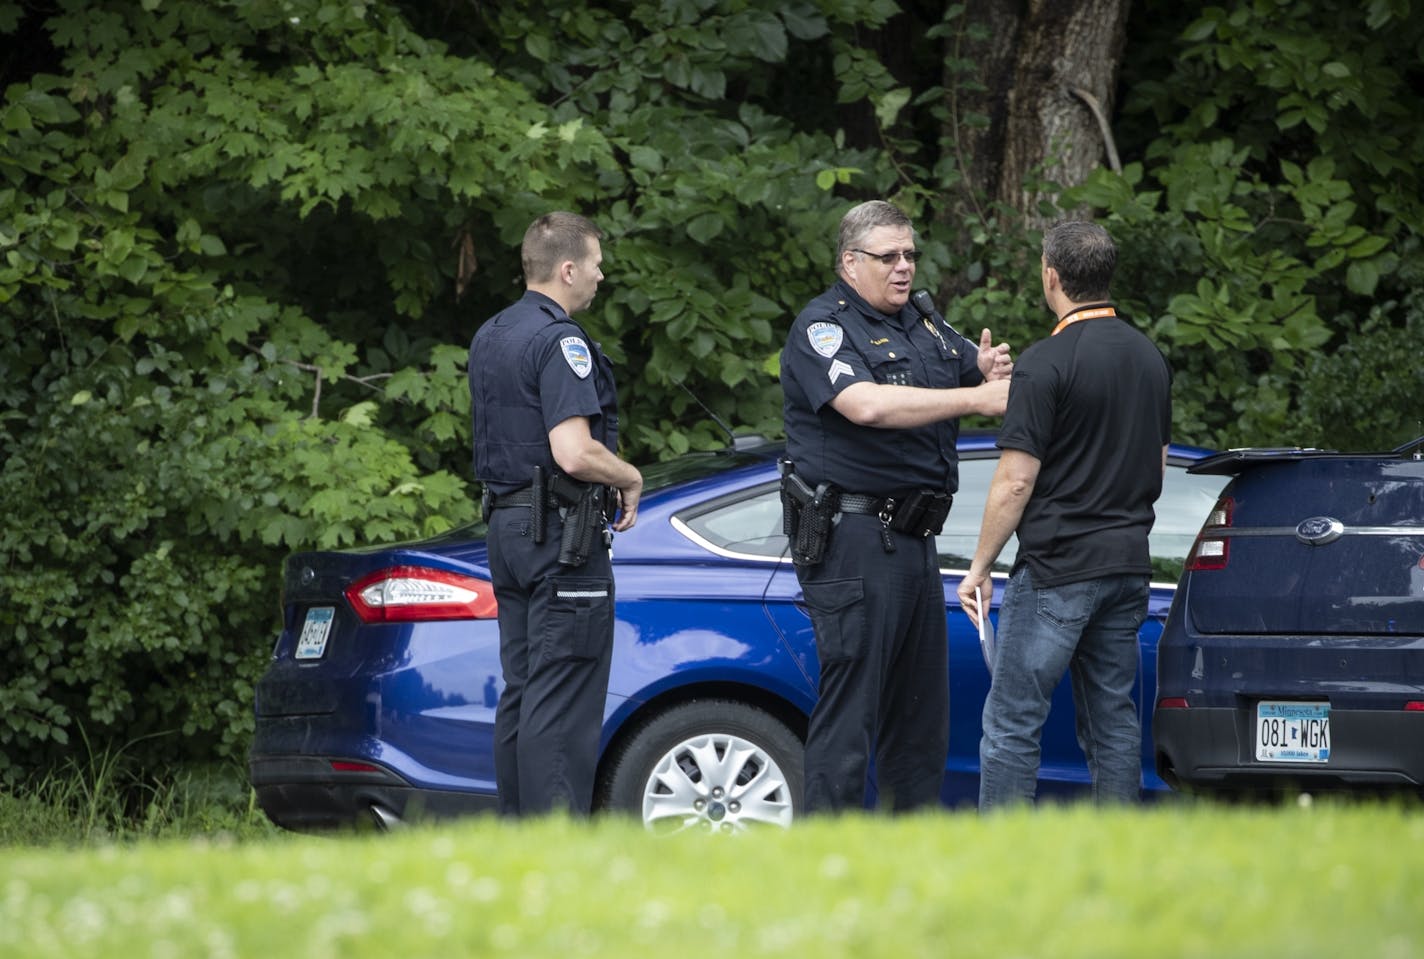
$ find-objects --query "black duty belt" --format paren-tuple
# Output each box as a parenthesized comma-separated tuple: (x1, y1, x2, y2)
(836, 489, 954, 538)
(838, 493, 888, 515)
(489, 474, 605, 512)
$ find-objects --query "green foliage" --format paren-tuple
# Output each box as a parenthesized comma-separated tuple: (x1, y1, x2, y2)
(1068, 0, 1424, 448)
(1294, 290, 1424, 450)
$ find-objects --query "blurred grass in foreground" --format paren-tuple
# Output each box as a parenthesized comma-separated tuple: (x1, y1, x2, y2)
(2, 800, 1421, 959)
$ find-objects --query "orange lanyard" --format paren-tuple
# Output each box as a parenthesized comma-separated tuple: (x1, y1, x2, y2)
(1051, 305, 1116, 335)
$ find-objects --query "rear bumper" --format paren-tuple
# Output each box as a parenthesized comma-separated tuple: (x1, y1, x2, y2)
(1154, 706, 1424, 793)
(249, 756, 497, 831)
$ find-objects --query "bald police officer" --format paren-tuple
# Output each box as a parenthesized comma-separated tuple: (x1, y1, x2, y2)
(780, 200, 1012, 813)
(469, 211, 643, 817)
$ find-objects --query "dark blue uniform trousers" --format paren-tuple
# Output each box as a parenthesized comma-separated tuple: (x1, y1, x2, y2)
(486, 506, 615, 817)
(796, 513, 950, 813)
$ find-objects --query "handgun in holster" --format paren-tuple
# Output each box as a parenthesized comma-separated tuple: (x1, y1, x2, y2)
(779, 460, 839, 566)
(557, 482, 609, 567)
(778, 457, 800, 539)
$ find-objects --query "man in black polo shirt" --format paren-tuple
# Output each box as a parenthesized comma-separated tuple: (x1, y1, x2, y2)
(781, 200, 1012, 813)
(957, 220, 1172, 811)
(469, 211, 643, 817)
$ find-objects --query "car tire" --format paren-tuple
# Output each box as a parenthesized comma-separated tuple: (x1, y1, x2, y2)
(598, 699, 804, 834)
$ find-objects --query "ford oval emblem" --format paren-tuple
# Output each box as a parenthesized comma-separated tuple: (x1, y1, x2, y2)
(1295, 516, 1344, 546)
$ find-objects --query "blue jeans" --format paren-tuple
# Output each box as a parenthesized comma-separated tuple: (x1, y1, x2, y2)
(979, 566, 1148, 812)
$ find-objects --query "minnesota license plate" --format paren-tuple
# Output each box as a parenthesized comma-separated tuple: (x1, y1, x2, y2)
(1255, 701, 1330, 763)
(295, 606, 335, 660)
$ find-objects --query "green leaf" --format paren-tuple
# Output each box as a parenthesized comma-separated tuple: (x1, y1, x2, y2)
(874, 87, 912, 129)
(340, 401, 378, 428)
(1345, 235, 1389, 259)
(525, 32, 552, 62)
(50, 219, 80, 251)
(117, 255, 148, 284)
(689, 65, 726, 100)
(744, 12, 788, 62)
(1345, 260, 1379, 295)
(628, 146, 663, 172)
(686, 212, 724, 244)
(101, 230, 134, 265)
(109, 152, 147, 192)
(1181, 15, 1219, 42)
(780, 4, 828, 41)
(2, 103, 31, 131)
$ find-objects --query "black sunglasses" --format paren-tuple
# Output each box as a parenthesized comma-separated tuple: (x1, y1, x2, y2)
(852, 248, 923, 265)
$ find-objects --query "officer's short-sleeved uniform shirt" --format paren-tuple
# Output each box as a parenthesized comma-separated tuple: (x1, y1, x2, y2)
(997, 307, 1172, 587)
(469, 290, 619, 495)
(782, 280, 983, 496)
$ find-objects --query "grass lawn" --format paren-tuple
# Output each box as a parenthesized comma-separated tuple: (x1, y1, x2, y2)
(2, 799, 1420, 958)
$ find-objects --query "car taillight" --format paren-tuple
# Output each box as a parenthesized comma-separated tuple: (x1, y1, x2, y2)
(345, 566, 499, 623)
(1184, 495, 1234, 571)
(330, 760, 382, 773)
(1405, 702, 1424, 712)
(1157, 697, 1189, 709)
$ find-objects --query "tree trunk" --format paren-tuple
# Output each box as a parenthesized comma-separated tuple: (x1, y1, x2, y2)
(944, 0, 1131, 226)
(948, 0, 1024, 210)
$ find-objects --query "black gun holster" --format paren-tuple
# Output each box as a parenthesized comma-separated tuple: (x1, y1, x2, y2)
(555, 479, 610, 567)
(779, 458, 839, 567)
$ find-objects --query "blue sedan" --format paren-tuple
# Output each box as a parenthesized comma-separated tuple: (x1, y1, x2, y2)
(249, 434, 1223, 832)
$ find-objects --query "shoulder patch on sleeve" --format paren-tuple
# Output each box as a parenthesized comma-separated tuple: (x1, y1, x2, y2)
(560, 336, 593, 378)
(807, 321, 844, 358)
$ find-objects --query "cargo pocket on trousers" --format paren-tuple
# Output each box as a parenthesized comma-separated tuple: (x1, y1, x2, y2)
(802, 578, 866, 664)
(542, 575, 614, 664)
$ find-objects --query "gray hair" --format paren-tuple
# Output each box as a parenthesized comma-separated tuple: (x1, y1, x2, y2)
(1042, 220, 1117, 301)
(836, 201, 914, 275)
(522, 211, 603, 284)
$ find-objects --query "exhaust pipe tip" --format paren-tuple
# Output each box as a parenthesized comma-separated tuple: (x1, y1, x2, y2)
(369, 804, 404, 831)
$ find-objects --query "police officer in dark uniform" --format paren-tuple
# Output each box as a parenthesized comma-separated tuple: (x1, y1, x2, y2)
(468, 211, 643, 818)
(780, 200, 1012, 813)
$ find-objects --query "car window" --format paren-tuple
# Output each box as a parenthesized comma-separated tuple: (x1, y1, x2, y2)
(1150, 466, 1230, 583)
(678, 482, 788, 559)
(675, 454, 1227, 578)
(939, 456, 1229, 580)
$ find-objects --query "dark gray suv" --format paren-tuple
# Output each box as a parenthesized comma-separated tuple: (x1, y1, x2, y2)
(1154, 436, 1424, 796)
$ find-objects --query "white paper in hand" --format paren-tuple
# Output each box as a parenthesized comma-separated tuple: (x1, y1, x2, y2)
(976, 586, 996, 671)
